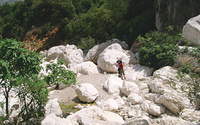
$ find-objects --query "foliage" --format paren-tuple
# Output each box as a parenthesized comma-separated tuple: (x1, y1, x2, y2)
(77, 37, 96, 55)
(43, 60, 77, 86)
(177, 46, 200, 107)
(138, 30, 182, 70)
(0, 0, 156, 50)
(16, 75, 49, 124)
(0, 38, 43, 118)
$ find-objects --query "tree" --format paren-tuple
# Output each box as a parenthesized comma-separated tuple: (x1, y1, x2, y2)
(43, 60, 77, 87)
(0, 39, 43, 118)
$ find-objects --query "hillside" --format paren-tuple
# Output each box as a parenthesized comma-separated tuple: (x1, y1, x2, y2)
(0, 0, 23, 5)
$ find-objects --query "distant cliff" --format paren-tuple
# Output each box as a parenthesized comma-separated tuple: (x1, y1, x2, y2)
(0, 0, 23, 5)
(155, 0, 200, 33)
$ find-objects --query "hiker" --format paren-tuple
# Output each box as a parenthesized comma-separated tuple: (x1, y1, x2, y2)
(116, 58, 126, 80)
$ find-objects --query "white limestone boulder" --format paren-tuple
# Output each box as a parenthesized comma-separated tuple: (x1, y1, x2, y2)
(75, 83, 99, 103)
(66, 106, 124, 125)
(44, 98, 62, 117)
(46, 45, 65, 61)
(149, 66, 192, 115)
(159, 92, 191, 115)
(103, 75, 123, 95)
(148, 103, 165, 116)
(140, 100, 151, 113)
(84, 38, 128, 63)
(121, 81, 139, 96)
(41, 113, 72, 125)
(160, 115, 195, 125)
(97, 43, 130, 73)
(73, 61, 100, 75)
(46, 44, 83, 67)
(183, 14, 200, 46)
(125, 64, 154, 81)
(153, 66, 179, 83)
(127, 93, 143, 105)
(96, 98, 119, 112)
(180, 109, 200, 123)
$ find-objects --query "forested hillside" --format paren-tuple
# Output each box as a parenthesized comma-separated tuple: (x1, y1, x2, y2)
(0, 0, 155, 51)
(0, 0, 23, 5)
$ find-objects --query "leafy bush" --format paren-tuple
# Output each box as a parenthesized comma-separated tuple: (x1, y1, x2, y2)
(77, 37, 96, 55)
(138, 30, 182, 69)
(43, 60, 77, 86)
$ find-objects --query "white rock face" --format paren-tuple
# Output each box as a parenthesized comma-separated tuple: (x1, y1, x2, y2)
(103, 75, 123, 95)
(153, 66, 179, 82)
(41, 113, 72, 125)
(148, 103, 165, 116)
(125, 64, 154, 81)
(127, 93, 143, 105)
(183, 14, 200, 46)
(46, 44, 83, 67)
(140, 100, 151, 113)
(73, 61, 100, 75)
(84, 38, 128, 63)
(97, 43, 130, 73)
(121, 81, 139, 96)
(96, 98, 119, 112)
(46, 45, 65, 61)
(160, 115, 194, 125)
(75, 83, 99, 103)
(44, 98, 62, 117)
(149, 66, 192, 115)
(67, 106, 124, 125)
(180, 109, 200, 123)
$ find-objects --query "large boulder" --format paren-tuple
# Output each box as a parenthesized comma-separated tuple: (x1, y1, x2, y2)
(103, 75, 123, 95)
(41, 113, 72, 125)
(183, 14, 200, 46)
(127, 93, 143, 105)
(149, 66, 192, 115)
(96, 98, 119, 112)
(73, 61, 100, 75)
(180, 109, 200, 123)
(44, 98, 62, 117)
(160, 115, 195, 125)
(121, 81, 139, 96)
(148, 103, 165, 116)
(125, 64, 154, 81)
(84, 38, 128, 63)
(97, 43, 131, 73)
(46, 44, 83, 67)
(75, 83, 99, 103)
(66, 106, 124, 125)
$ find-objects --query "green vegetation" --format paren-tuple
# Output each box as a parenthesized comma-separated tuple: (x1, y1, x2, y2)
(0, 0, 155, 49)
(138, 28, 182, 70)
(43, 60, 77, 86)
(177, 46, 200, 107)
(0, 39, 76, 124)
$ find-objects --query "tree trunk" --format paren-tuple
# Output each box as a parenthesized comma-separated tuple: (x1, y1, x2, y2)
(5, 90, 9, 118)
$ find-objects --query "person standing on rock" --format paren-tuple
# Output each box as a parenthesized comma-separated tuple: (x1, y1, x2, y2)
(116, 58, 126, 80)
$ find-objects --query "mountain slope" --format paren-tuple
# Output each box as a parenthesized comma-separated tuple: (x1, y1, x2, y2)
(0, 0, 23, 5)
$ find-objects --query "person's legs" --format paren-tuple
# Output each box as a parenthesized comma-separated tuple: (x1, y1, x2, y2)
(122, 69, 126, 80)
(119, 69, 123, 79)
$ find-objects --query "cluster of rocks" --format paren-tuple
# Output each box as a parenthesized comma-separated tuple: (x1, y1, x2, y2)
(40, 38, 200, 124)
(42, 65, 200, 125)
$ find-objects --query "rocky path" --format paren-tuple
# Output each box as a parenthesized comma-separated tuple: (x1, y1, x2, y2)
(48, 73, 119, 105)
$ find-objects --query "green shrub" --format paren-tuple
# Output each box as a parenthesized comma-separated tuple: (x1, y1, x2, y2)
(43, 60, 77, 86)
(77, 37, 96, 55)
(138, 30, 181, 69)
